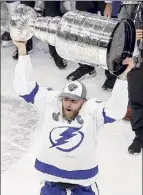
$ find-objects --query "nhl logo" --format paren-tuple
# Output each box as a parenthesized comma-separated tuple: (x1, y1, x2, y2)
(68, 83, 78, 91)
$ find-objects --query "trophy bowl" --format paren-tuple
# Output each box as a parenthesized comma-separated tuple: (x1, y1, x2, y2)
(10, 4, 37, 41)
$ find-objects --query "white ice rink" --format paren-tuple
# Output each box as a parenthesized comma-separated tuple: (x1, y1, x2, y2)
(1, 2, 142, 195)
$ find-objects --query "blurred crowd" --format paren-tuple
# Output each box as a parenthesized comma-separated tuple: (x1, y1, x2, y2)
(1, 1, 143, 154)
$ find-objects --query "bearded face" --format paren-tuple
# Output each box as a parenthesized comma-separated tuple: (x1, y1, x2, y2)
(62, 97, 85, 121)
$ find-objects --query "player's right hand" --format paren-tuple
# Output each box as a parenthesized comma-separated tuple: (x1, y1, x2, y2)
(12, 40, 27, 56)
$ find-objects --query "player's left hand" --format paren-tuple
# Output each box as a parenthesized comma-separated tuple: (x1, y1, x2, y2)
(122, 57, 134, 74)
(118, 57, 134, 80)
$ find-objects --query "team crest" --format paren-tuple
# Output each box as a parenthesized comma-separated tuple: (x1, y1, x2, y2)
(49, 126, 84, 152)
(68, 83, 78, 91)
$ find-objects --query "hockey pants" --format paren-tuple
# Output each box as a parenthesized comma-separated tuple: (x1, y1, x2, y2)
(40, 181, 99, 195)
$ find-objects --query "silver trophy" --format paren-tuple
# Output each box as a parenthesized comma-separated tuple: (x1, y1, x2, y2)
(10, 4, 136, 76)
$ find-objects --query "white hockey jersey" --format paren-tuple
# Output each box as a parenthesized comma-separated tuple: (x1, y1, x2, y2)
(13, 55, 128, 186)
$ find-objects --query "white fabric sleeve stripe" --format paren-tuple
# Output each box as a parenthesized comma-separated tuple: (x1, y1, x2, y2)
(103, 78, 128, 120)
(13, 55, 36, 96)
(13, 55, 47, 114)
(13, 55, 61, 115)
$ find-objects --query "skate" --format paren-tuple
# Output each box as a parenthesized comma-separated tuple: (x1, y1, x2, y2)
(128, 137, 143, 154)
(1, 31, 13, 48)
(67, 66, 96, 81)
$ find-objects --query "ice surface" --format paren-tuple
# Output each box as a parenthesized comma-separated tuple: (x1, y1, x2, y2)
(1, 96, 39, 173)
(1, 2, 142, 195)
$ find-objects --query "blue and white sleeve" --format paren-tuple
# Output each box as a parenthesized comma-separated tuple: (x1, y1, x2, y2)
(89, 78, 128, 126)
(13, 55, 54, 114)
(102, 78, 128, 124)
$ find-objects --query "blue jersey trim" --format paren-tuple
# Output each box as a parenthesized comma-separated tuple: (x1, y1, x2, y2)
(35, 159, 99, 180)
(102, 109, 115, 124)
(20, 83, 39, 104)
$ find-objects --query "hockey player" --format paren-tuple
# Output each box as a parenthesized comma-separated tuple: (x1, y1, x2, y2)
(13, 40, 134, 194)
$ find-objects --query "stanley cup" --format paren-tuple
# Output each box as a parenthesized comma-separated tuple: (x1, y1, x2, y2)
(10, 4, 136, 76)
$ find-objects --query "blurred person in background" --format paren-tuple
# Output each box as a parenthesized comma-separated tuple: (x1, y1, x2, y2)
(1, 1, 35, 59)
(1, 1, 20, 47)
(102, 1, 122, 90)
(34, 0, 44, 17)
(117, 2, 143, 154)
(1, 1, 45, 60)
(127, 28, 143, 154)
(44, 1, 68, 69)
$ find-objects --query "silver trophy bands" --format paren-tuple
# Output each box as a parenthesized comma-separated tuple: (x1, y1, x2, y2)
(10, 4, 136, 76)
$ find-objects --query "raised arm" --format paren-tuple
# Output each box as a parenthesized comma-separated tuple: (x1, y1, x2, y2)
(13, 41, 59, 114)
(87, 57, 134, 127)
(103, 58, 134, 123)
(102, 57, 134, 122)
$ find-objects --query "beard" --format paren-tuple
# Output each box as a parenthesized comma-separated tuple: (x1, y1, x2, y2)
(62, 108, 79, 121)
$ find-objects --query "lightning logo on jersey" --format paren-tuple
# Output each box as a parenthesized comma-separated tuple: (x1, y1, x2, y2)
(49, 126, 84, 152)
